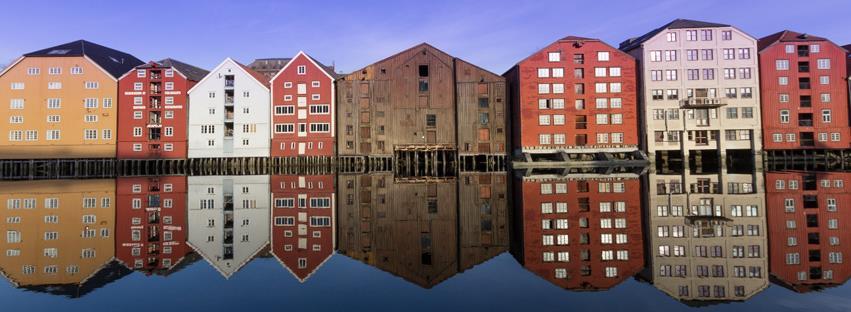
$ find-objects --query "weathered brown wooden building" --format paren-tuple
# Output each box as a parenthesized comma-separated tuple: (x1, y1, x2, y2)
(336, 43, 507, 170)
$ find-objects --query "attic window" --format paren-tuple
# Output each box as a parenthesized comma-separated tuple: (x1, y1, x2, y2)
(418, 65, 429, 77)
(380, 68, 386, 74)
(47, 49, 71, 55)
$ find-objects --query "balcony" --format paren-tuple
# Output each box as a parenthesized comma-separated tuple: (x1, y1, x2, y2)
(224, 194, 234, 211)
(690, 182, 721, 194)
(150, 82, 162, 94)
(225, 75, 235, 89)
(798, 113, 813, 127)
(150, 70, 162, 80)
(798, 62, 810, 73)
(798, 45, 810, 57)
(680, 97, 727, 109)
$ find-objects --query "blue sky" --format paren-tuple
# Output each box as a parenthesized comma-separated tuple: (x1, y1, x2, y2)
(1, 0, 849, 74)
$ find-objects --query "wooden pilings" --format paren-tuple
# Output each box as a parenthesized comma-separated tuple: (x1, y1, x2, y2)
(2, 152, 513, 180)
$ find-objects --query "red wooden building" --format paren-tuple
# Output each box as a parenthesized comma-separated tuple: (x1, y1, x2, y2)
(117, 59, 208, 159)
(510, 175, 644, 290)
(766, 172, 851, 291)
(270, 52, 337, 157)
(115, 176, 191, 275)
(504, 36, 639, 160)
(270, 174, 335, 282)
(758, 31, 850, 150)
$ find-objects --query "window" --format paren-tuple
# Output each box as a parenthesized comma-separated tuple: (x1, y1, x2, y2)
(666, 32, 677, 42)
(817, 59, 831, 69)
(780, 110, 790, 123)
(821, 93, 831, 103)
(48, 82, 62, 89)
(10, 82, 24, 90)
(70, 66, 83, 75)
(297, 65, 307, 75)
(686, 30, 697, 41)
(822, 110, 832, 123)
(664, 50, 677, 61)
(548, 52, 560, 62)
(27, 67, 40, 75)
(776, 60, 789, 70)
(597, 51, 610, 61)
(723, 48, 735, 60)
(85, 98, 98, 108)
(85, 81, 99, 89)
(738, 48, 751, 59)
(779, 76, 788, 85)
(84, 129, 97, 140)
(650, 51, 662, 62)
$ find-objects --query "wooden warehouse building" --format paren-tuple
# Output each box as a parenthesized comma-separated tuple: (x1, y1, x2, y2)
(335, 43, 507, 172)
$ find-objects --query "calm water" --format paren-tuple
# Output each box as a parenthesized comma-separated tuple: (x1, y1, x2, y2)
(1, 166, 849, 311)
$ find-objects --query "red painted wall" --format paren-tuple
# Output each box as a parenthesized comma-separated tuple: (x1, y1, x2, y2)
(270, 53, 335, 157)
(115, 176, 189, 274)
(270, 174, 335, 281)
(506, 38, 639, 154)
(117, 63, 196, 159)
(513, 177, 644, 290)
(759, 40, 850, 150)
(766, 172, 851, 290)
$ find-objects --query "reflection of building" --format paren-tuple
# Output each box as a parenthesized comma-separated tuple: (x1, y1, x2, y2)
(620, 19, 763, 160)
(0, 180, 126, 297)
(336, 43, 507, 158)
(0, 40, 143, 159)
(116, 176, 193, 275)
(504, 36, 639, 157)
(758, 31, 849, 150)
(117, 59, 208, 159)
(270, 174, 335, 282)
(187, 58, 271, 158)
(187, 175, 270, 278)
(511, 174, 644, 290)
(767, 172, 851, 292)
(336, 172, 508, 288)
(645, 167, 767, 302)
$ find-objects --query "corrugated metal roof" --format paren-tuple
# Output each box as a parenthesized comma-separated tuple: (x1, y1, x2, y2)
(619, 19, 731, 52)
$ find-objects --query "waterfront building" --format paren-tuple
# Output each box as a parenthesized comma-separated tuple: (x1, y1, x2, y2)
(0, 40, 143, 159)
(335, 43, 507, 163)
(187, 58, 270, 158)
(504, 36, 639, 160)
(620, 19, 763, 164)
(117, 59, 208, 159)
(758, 31, 849, 150)
(269, 52, 337, 157)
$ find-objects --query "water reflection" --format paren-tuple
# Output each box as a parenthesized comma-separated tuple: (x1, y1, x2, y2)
(336, 172, 509, 288)
(0, 166, 848, 306)
(510, 170, 645, 291)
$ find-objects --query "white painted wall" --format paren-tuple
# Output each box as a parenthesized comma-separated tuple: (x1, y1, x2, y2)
(187, 175, 270, 278)
(188, 58, 270, 158)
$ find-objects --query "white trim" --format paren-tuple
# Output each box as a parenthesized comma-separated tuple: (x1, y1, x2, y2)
(270, 51, 335, 83)
(188, 57, 269, 95)
(0, 56, 25, 77)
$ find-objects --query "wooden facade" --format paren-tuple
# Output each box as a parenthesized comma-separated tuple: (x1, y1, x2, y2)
(336, 43, 506, 158)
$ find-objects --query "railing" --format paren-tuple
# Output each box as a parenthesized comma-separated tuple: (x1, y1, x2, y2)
(690, 182, 722, 194)
(680, 97, 726, 108)
(799, 120, 814, 127)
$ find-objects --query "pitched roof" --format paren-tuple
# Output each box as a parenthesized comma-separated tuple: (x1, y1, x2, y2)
(158, 58, 210, 81)
(758, 30, 830, 51)
(24, 40, 143, 78)
(236, 60, 271, 88)
(264, 53, 340, 82)
(619, 19, 731, 52)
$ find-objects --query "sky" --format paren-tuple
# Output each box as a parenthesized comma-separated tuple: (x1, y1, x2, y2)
(1, 0, 850, 74)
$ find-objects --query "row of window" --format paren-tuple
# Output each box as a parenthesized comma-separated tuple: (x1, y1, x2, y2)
(537, 66, 622, 78)
(538, 113, 624, 125)
(785, 252, 843, 264)
(774, 179, 844, 190)
(136, 68, 175, 78)
(26, 66, 85, 76)
(785, 235, 840, 247)
(784, 218, 839, 229)
(650, 68, 752, 81)
(775, 59, 832, 70)
(273, 123, 331, 134)
(9, 81, 100, 90)
(538, 133, 625, 145)
(537, 97, 624, 110)
(273, 197, 332, 208)
(775, 75, 832, 86)
(653, 107, 755, 120)
(547, 51, 611, 63)
(664, 29, 735, 42)
(539, 182, 626, 194)
(771, 132, 842, 143)
(273, 216, 332, 227)
(6, 229, 109, 243)
(273, 104, 331, 115)
(650, 48, 751, 62)
(9, 97, 113, 109)
(538, 82, 622, 94)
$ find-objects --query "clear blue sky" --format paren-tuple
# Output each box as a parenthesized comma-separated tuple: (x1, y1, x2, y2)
(1, 0, 849, 74)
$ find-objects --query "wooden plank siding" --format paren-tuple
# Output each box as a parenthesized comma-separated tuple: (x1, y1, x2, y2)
(336, 43, 507, 157)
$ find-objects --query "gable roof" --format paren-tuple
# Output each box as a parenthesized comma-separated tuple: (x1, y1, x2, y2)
(758, 30, 831, 51)
(237, 60, 271, 88)
(159, 58, 210, 81)
(269, 51, 339, 83)
(23, 40, 143, 78)
(619, 19, 731, 52)
(505, 35, 632, 74)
